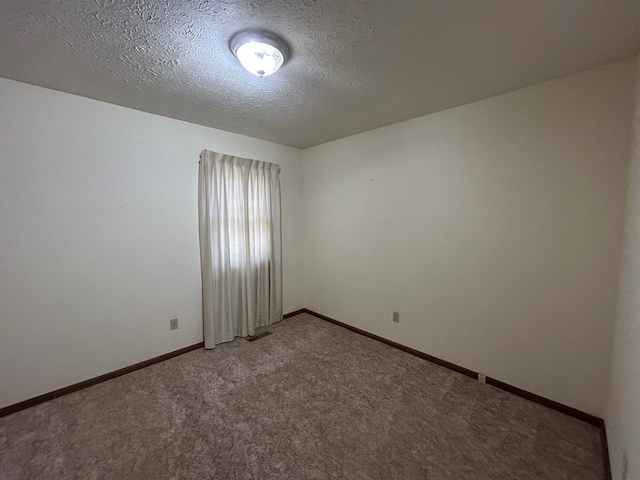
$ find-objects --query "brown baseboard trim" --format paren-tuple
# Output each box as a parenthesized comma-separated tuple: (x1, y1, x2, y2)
(303, 309, 477, 379)
(485, 376, 600, 426)
(598, 419, 613, 480)
(302, 308, 602, 428)
(1, 309, 304, 419)
(283, 308, 306, 319)
(0, 342, 204, 419)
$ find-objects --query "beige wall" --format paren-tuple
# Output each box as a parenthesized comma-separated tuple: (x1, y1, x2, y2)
(605, 55, 640, 480)
(302, 58, 636, 416)
(0, 78, 303, 409)
(2, 56, 636, 423)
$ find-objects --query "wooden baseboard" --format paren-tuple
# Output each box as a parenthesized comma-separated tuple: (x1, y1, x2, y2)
(0, 342, 204, 418)
(299, 308, 613, 478)
(301, 309, 601, 426)
(0, 308, 615, 480)
(304, 308, 478, 379)
(485, 376, 600, 425)
(283, 308, 306, 319)
(0, 309, 305, 419)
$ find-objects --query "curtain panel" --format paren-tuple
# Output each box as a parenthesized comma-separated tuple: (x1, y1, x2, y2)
(198, 150, 282, 348)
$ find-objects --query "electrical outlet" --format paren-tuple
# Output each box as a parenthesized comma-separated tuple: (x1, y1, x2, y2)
(478, 373, 486, 384)
(170, 318, 178, 330)
(392, 311, 400, 323)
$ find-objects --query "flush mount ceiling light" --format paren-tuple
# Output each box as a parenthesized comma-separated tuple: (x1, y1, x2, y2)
(230, 30, 290, 77)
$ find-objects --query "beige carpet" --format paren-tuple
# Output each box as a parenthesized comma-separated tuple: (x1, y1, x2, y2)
(0, 313, 605, 479)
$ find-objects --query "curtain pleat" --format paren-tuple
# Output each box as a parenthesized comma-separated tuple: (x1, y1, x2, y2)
(198, 150, 283, 348)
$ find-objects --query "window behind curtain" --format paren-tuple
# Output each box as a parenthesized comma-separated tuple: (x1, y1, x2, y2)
(198, 150, 282, 348)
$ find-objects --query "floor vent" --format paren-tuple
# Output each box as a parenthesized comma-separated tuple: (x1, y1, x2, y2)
(247, 331, 272, 342)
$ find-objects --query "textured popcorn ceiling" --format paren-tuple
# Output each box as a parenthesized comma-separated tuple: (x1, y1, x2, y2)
(0, 0, 639, 148)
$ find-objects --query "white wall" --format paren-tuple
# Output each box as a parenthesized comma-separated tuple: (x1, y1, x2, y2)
(606, 55, 640, 480)
(302, 58, 636, 416)
(0, 78, 303, 409)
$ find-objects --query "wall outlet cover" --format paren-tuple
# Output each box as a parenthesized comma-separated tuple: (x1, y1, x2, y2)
(170, 318, 178, 330)
(393, 311, 400, 323)
(478, 373, 487, 384)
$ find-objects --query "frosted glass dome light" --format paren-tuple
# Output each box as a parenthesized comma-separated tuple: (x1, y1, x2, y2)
(230, 31, 290, 77)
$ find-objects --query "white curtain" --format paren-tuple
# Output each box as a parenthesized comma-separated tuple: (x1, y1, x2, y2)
(198, 150, 282, 348)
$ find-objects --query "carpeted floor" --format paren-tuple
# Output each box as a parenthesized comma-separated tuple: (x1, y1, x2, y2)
(0, 313, 605, 479)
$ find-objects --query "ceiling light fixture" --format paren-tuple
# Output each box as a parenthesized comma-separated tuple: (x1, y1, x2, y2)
(230, 30, 290, 77)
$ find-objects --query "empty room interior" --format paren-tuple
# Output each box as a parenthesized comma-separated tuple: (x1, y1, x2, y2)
(1, 1, 640, 479)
